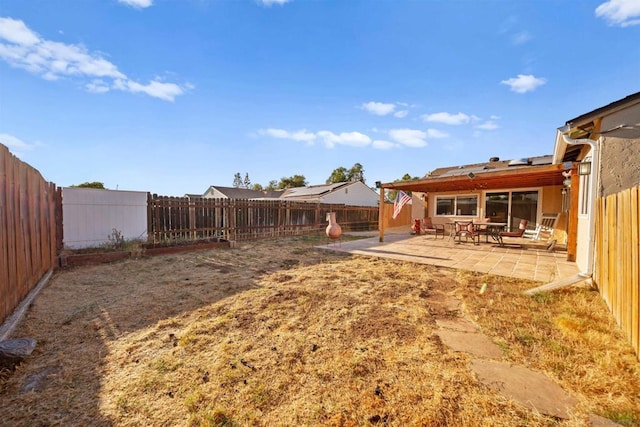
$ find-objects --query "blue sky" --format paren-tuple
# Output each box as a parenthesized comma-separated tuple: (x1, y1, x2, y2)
(1, 0, 639, 196)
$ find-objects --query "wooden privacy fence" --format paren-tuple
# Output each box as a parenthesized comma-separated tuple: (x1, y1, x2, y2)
(594, 185, 640, 360)
(147, 195, 379, 243)
(0, 144, 58, 326)
(380, 203, 412, 229)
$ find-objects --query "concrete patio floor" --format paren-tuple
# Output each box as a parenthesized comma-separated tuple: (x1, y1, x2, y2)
(320, 229, 580, 283)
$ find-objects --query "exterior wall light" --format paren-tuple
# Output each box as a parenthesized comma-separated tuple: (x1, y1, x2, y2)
(578, 161, 592, 176)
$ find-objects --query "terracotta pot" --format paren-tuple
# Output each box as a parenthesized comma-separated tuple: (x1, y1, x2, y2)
(325, 212, 342, 239)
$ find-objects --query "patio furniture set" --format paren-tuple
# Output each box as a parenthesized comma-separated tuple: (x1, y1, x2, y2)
(418, 216, 557, 247)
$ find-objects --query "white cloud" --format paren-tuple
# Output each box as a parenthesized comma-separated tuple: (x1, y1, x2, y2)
(426, 128, 449, 138)
(0, 133, 39, 152)
(388, 129, 427, 147)
(261, 127, 433, 150)
(422, 112, 472, 125)
(85, 79, 110, 94)
(476, 121, 500, 130)
(372, 140, 397, 150)
(118, 0, 153, 8)
(258, 0, 292, 6)
(0, 17, 39, 45)
(500, 74, 546, 93)
(512, 31, 532, 45)
(0, 17, 189, 101)
(361, 101, 396, 116)
(596, 0, 640, 27)
(317, 131, 371, 148)
(116, 78, 187, 102)
(394, 110, 408, 118)
(260, 128, 316, 143)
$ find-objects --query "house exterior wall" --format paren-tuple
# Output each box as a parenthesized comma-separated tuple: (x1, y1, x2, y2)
(424, 185, 565, 238)
(599, 136, 640, 197)
(203, 188, 227, 198)
(62, 187, 148, 249)
(320, 182, 379, 206)
(541, 186, 567, 243)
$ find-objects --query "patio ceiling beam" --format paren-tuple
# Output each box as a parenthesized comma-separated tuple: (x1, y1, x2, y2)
(380, 163, 569, 193)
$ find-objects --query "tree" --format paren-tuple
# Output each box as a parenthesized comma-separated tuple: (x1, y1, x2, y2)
(326, 163, 365, 184)
(251, 183, 264, 191)
(232, 173, 243, 188)
(348, 162, 365, 183)
(265, 180, 278, 191)
(326, 167, 348, 184)
(243, 173, 251, 189)
(399, 173, 419, 181)
(277, 174, 307, 189)
(389, 173, 420, 200)
(71, 181, 105, 189)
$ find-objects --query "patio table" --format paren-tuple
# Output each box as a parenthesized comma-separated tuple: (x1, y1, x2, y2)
(473, 222, 507, 243)
(445, 222, 457, 241)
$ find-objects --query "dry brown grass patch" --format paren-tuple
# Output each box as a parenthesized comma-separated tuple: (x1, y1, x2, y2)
(0, 235, 638, 426)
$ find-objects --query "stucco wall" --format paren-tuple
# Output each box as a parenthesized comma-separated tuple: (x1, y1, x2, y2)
(541, 186, 567, 243)
(599, 137, 640, 197)
(418, 186, 566, 242)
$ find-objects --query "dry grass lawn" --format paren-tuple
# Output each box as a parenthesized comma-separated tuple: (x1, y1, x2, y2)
(1, 235, 639, 426)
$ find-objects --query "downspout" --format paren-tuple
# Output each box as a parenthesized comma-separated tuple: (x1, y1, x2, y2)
(560, 131, 601, 278)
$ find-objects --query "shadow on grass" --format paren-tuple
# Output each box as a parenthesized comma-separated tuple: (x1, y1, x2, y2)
(0, 234, 348, 426)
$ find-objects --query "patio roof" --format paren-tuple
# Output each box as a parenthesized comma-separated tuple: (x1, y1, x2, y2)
(381, 163, 568, 193)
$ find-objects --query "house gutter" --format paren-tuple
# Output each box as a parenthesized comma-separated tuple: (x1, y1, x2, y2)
(558, 125, 601, 278)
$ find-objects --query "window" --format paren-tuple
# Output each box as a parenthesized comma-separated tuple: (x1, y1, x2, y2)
(579, 156, 592, 216)
(579, 174, 590, 215)
(435, 195, 478, 216)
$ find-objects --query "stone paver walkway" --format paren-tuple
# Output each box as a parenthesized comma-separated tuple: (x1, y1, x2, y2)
(427, 291, 620, 425)
(322, 232, 617, 425)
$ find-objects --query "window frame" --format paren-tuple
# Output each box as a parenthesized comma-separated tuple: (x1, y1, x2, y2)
(434, 194, 479, 217)
(578, 156, 592, 217)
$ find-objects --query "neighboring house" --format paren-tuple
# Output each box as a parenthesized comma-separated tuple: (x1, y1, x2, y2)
(279, 181, 380, 207)
(552, 91, 640, 274)
(184, 193, 203, 200)
(382, 155, 568, 240)
(202, 186, 283, 199)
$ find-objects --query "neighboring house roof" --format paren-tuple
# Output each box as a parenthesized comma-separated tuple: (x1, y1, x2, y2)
(202, 182, 378, 205)
(280, 182, 351, 199)
(204, 186, 283, 199)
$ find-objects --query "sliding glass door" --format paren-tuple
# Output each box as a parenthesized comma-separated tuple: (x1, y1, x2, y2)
(485, 190, 538, 232)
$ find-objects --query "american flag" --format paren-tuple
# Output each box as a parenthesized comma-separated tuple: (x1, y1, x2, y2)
(392, 190, 412, 219)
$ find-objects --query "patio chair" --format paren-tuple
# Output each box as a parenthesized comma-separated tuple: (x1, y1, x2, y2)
(422, 217, 445, 239)
(496, 219, 528, 247)
(473, 217, 492, 243)
(523, 213, 560, 242)
(454, 221, 479, 244)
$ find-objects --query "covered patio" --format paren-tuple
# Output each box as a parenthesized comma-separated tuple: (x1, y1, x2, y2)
(376, 162, 580, 263)
(322, 230, 580, 283)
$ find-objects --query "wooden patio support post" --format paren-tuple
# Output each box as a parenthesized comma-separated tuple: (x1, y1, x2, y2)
(378, 187, 385, 242)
